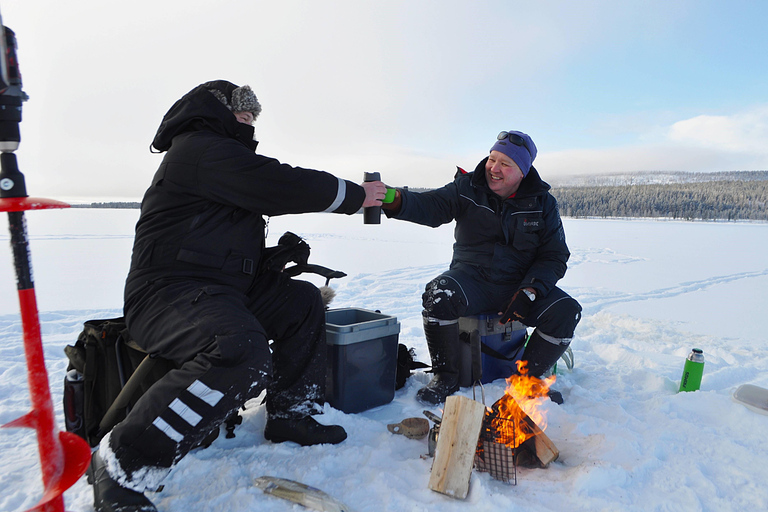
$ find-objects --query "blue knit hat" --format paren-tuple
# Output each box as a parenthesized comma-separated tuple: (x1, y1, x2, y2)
(490, 130, 537, 177)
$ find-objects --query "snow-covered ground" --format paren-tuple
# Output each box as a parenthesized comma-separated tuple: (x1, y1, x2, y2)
(1, 208, 767, 512)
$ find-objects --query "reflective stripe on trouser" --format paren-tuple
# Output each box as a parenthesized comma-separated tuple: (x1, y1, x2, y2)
(107, 337, 271, 489)
(151, 380, 223, 443)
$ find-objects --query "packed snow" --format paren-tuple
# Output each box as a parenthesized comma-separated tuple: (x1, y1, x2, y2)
(1, 208, 767, 512)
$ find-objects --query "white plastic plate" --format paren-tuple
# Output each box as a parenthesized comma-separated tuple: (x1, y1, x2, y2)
(733, 384, 768, 415)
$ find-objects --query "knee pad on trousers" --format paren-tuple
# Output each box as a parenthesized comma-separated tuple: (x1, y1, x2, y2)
(422, 275, 467, 320)
(537, 297, 582, 339)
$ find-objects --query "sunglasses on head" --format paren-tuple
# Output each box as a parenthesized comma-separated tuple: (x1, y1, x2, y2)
(497, 131, 531, 155)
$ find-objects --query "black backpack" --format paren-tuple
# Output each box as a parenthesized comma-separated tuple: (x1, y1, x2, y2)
(62, 317, 176, 447)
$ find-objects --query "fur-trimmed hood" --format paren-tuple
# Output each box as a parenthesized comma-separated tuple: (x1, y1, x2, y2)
(151, 80, 258, 153)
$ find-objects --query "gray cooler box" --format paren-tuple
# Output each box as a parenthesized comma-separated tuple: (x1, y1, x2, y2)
(325, 308, 400, 413)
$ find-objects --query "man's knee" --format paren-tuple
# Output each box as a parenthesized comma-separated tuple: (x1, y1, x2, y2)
(422, 275, 467, 320)
(537, 296, 582, 339)
(292, 279, 324, 309)
(256, 278, 325, 341)
(210, 331, 271, 370)
(192, 331, 272, 411)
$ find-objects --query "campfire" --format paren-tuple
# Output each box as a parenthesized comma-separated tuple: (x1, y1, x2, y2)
(475, 361, 559, 484)
(427, 362, 561, 499)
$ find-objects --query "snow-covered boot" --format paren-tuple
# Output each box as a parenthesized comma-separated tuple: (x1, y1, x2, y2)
(520, 329, 571, 378)
(264, 415, 347, 446)
(416, 317, 460, 406)
(88, 450, 157, 512)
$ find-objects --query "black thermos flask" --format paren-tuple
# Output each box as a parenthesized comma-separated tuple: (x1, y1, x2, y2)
(363, 171, 381, 224)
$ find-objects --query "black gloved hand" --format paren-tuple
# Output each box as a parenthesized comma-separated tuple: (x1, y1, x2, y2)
(498, 289, 533, 324)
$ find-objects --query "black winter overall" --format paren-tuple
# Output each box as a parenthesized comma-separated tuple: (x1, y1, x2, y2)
(107, 81, 365, 490)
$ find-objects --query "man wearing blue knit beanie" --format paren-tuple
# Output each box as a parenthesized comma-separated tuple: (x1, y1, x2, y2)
(383, 130, 581, 405)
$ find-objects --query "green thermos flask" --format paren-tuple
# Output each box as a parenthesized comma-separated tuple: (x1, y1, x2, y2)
(679, 348, 705, 392)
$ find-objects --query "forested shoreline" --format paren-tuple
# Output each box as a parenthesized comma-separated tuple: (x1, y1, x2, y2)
(552, 179, 768, 221)
(73, 173, 768, 222)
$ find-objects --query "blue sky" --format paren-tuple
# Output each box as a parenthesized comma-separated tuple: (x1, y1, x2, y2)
(2, 0, 767, 199)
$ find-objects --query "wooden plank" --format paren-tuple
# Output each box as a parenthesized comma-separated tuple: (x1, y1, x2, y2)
(428, 395, 487, 499)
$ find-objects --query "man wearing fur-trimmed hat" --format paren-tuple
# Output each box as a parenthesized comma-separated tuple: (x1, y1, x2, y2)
(86, 80, 388, 512)
(383, 130, 582, 406)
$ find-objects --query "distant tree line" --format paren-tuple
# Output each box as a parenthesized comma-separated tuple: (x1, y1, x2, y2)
(552, 180, 768, 221)
(69, 176, 768, 222)
(71, 202, 140, 209)
(553, 170, 768, 187)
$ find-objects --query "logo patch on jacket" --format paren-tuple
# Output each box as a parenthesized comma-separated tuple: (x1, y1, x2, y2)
(523, 218, 540, 228)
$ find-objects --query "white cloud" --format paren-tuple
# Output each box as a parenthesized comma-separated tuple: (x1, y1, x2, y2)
(535, 105, 768, 178)
(538, 145, 743, 176)
(668, 106, 768, 154)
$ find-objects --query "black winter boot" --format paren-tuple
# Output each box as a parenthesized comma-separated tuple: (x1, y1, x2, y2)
(264, 416, 347, 446)
(88, 451, 157, 512)
(520, 329, 571, 378)
(416, 317, 461, 406)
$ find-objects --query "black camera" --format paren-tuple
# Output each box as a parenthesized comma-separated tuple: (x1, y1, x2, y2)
(0, 20, 27, 148)
(0, 15, 29, 198)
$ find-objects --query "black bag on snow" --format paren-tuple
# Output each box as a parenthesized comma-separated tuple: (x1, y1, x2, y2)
(395, 344, 429, 390)
(62, 317, 175, 447)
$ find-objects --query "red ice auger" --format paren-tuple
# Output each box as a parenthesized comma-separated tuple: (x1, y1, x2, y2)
(0, 14, 91, 512)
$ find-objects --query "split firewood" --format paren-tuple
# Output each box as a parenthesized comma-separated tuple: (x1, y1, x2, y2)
(428, 395, 486, 499)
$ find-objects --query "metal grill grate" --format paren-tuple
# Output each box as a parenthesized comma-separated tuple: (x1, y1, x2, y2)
(475, 414, 518, 485)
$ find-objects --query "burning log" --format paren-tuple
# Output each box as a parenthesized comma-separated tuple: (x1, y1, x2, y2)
(482, 397, 558, 468)
(475, 363, 559, 483)
(428, 395, 486, 499)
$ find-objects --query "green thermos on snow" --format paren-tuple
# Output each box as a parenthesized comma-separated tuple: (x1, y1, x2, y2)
(679, 348, 705, 392)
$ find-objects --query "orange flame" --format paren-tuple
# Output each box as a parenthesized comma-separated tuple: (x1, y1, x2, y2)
(490, 360, 555, 449)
